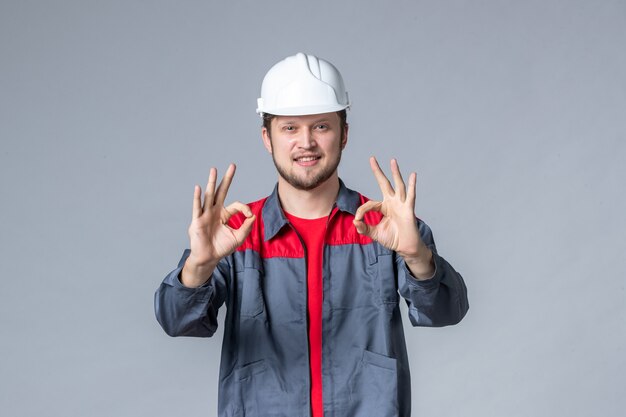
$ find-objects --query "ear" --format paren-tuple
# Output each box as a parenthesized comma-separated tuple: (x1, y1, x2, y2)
(340, 123, 349, 150)
(261, 127, 273, 154)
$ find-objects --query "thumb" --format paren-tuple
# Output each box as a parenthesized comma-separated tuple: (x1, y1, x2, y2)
(353, 218, 372, 236)
(233, 214, 256, 243)
(353, 200, 381, 237)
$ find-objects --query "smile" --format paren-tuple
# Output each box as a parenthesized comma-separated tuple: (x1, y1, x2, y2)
(294, 156, 321, 162)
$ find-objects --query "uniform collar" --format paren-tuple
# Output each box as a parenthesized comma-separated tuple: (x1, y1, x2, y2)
(262, 178, 361, 241)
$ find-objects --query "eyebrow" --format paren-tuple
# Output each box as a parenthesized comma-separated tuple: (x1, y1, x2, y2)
(278, 118, 331, 125)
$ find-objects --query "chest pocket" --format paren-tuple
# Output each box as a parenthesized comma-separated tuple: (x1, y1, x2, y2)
(371, 245, 399, 305)
(238, 266, 265, 318)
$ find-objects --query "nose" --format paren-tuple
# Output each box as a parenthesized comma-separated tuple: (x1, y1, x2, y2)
(298, 129, 316, 149)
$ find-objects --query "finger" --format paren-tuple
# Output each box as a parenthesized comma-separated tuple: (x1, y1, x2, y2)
(222, 201, 253, 224)
(203, 167, 217, 212)
(407, 172, 417, 207)
(192, 185, 202, 219)
(232, 214, 256, 244)
(223, 201, 255, 244)
(215, 163, 236, 206)
(354, 200, 383, 221)
(369, 156, 394, 196)
(391, 159, 406, 201)
(352, 218, 371, 236)
(354, 200, 383, 237)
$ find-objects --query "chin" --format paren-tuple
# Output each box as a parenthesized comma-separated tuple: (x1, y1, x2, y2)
(273, 153, 342, 192)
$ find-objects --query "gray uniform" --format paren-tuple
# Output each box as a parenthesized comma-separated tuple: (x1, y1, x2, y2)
(155, 180, 469, 417)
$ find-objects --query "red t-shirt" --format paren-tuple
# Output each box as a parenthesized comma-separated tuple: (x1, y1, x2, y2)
(284, 211, 327, 417)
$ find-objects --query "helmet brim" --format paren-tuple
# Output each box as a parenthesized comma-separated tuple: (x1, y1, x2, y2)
(256, 103, 350, 117)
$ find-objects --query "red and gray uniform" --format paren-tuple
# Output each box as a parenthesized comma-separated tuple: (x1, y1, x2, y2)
(155, 180, 469, 417)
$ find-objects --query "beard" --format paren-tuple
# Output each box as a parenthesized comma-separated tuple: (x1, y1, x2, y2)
(270, 139, 343, 191)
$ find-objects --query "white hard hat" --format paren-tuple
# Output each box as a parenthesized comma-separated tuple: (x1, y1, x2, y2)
(256, 52, 350, 117)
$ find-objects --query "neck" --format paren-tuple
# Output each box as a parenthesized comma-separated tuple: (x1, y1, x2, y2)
(277, 174, 340, 219)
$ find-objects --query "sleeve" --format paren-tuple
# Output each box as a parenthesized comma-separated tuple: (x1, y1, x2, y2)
(154, 249, 231, 337)
(396, 219, 469, 327)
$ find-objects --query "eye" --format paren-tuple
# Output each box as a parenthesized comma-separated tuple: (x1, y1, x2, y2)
(283, 125, 295, 132)
(315, 124, 328, 130)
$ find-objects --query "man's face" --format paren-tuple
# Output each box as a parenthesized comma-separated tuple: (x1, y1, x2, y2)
(262, 112, 348, 191)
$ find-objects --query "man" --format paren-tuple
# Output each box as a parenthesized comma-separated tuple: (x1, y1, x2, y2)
(155, 52, 468, 417)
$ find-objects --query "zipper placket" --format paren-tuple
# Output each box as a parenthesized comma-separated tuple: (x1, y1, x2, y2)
(321, 205, 337, 416)
(286, 222, 312, 417)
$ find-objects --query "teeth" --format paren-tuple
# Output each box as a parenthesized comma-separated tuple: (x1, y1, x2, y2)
(297, 156, 318, 162)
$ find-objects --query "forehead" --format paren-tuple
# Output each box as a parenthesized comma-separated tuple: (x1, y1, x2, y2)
(272, 112, 340, 126)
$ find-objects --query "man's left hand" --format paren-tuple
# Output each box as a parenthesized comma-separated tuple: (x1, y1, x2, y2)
(353, 157, 435, 280)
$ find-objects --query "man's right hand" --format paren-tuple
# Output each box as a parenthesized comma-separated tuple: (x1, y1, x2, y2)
(181, 163, 255, 288)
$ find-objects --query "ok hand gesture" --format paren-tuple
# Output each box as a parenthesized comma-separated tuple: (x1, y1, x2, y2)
(353, 157, 435, 279)
(182, 164, 255, 287)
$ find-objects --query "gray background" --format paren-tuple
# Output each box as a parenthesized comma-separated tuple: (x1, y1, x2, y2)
(1, 1, 625, 416)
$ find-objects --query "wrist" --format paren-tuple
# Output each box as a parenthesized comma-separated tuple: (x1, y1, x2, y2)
(401, 247, 435, 280)
(181, 255, 218, 288)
